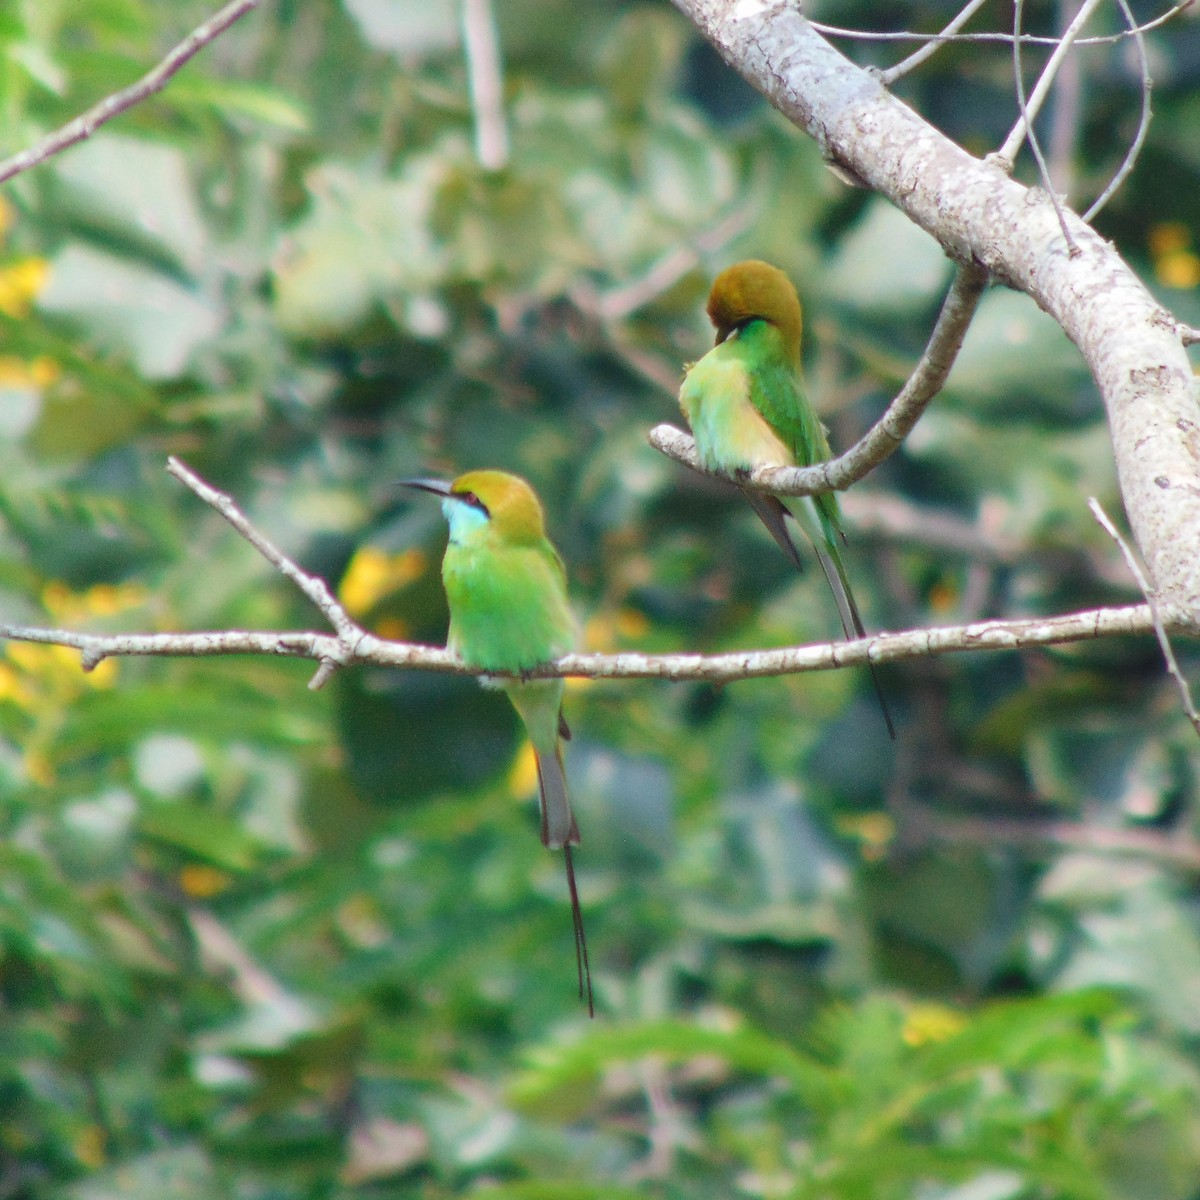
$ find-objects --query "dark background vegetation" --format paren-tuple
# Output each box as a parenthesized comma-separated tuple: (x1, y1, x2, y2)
(2, 0, 1200, 1195)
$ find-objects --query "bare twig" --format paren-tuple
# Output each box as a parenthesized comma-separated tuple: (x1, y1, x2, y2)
(878, 0, 993, 86)
(0, 0, 261, 187)
(997, 0, 1106, 170)
(0, 462, 1175, 689)
(840, 491, 1025, 563)
(992, 0, 1103, 254)
(187, 908, 296, 1007)
(0, 605, 1165, 684)
(1090, 497, 1200, 734)
(1047, 0, 1084, 196)
(1081, 0, 1153, 222)
(571, 205, 753, 324)
(1181, 325, 1200, 346)
(167, 458, 367, 687)
(651, 261, 989, 497)
(901, 804, 1200, 874)
(810, 1, 1194, 48)
(0, 623, 380, 674)
(840, 490, 1136, 588)
(461, 0, 509, 171)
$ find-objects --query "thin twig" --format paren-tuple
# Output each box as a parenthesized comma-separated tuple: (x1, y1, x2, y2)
(1089, 497, 1200, 735)
(168, 458, 362, 643)
(0, 463, 1175, 687)
(461, 0, 509, 171)
(900, 803, 1200, 873)
(0, 0, 261, 187)
(187, 908, 296, 1007)
(1081, 0, 1153, 222)
(1181, 325, 1200, 346)
(166, 457, 369, 688)
(650, 261, 989, 497)
(878, 0, 993, 86)
(996, 0, 1106, 169)
(810, 1, 1193, 48)
(992, 0, 1102, 253)
(839, 490, 1135, 588)
(1046, 0, 1084, 196)
(0, 604, 1165, 683)
(572, 205, 753, 324)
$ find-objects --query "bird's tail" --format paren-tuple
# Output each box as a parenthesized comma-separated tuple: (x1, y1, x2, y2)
(532, 740, 592, 1016)
(765, 491, 896, 741)
(532, 738, 580, 849)
(811, 538, 896, 742)
(508, 679, 592, 1014)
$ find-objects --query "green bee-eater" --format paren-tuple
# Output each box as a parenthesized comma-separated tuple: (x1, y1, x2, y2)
(403, 470, 592, 1015)
(679, 260, 895, 739)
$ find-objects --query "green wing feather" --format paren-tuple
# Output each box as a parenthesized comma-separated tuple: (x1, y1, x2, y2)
(681, 317, 896, 739)
(444, 540, 575, 673)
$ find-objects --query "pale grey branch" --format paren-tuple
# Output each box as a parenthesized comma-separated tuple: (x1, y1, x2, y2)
(462, 0, 509, 170)
(167, 456, 364, 649)
(811, 1, 1194, 49)
(902, 804, 1200, 874)
(0, 604, 1163, 685)
(1090, 497, 1200, 734)
(573, 206, 753, 324)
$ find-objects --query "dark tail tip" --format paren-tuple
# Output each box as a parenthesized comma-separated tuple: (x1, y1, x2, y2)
(563, 845, 594, 1018)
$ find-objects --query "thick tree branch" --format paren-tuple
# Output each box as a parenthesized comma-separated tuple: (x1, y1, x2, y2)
(669, 0, 1200, 619)
(0, 0, 261, 187)
(651, 261, 989, 496)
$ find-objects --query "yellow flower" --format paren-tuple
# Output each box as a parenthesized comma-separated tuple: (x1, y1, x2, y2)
(507, 740, 539, 799)
(834, 811, 895, 861)
(179, 864, 230, 898)
(1149, 222, 1200, 290)
(339, 546, 427, 616)
(902, 1003, 967, 1047)
(73, 1125, 107, 1170)
(41, 579, 145, 623)
(0, 257, 49, 316)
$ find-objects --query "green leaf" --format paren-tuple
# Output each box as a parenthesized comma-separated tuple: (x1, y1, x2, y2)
(165, 76, 310, 132)
(48, 133, 209, 274)
(822, 198, 952, 314)
(38, 245, 221, 380)
(137, 801, 269, 872)
(342, 0, 459, 56)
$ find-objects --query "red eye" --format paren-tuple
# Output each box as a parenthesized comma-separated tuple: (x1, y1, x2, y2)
(461, 491, 478, 506)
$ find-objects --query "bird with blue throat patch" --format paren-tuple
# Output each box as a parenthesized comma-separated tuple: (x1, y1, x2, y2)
(678, 259, 895, 739)
(403, 469, 592, 1015)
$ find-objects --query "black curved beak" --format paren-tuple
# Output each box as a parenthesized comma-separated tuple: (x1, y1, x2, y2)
(399, 478, 453, 498)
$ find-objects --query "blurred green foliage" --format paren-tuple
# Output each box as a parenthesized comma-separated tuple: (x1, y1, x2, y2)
(1, 0, 1200, 1196)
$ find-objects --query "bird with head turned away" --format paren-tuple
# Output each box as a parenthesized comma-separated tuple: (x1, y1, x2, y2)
(678, 259, 895, 739)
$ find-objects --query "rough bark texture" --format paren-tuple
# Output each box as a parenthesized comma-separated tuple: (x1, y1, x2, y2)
(672, 0, 1200, 619)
